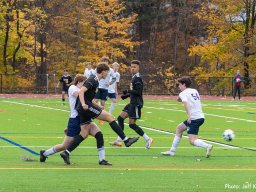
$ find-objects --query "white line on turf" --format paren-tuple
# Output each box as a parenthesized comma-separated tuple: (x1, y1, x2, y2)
(1, 100, 253, 149)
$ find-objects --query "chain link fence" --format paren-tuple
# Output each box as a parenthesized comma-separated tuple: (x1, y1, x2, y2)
(0, 74, 256, 96)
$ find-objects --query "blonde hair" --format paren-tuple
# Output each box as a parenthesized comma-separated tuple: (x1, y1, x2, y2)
(112, 62, 119, 67)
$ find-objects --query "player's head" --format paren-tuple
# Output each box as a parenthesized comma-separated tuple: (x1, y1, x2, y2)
(100, 56, 110, 64)
(177, 76, 192, 90)
(112, 62, 119, 71)
(86, 62, 92, 69)
(130, 60, 140, 75)
(74, 74, 86, 87)
(236, 70, 240, 75)
(64, 69, 68, 75)
(96, 62, 110, 79)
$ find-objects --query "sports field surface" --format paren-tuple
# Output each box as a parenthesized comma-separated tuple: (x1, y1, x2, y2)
(0, 95, 256, 192)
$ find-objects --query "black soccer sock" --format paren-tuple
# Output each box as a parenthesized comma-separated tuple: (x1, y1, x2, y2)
(66, 134, 84, 153)
(95, 131, 104, 149)
(129, 124, 144, 136)
(62, 98, 65, 102)
(117, 116, 124, 131)
(109, 121, 126, 140)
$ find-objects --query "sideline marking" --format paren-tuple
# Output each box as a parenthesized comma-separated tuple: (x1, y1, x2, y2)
(135, 124, 256, 152)
(143, 106, 256, 123)
(2, 100, 256, 151)
(0, 136, 39, 155)
(3, 100, 256, 122)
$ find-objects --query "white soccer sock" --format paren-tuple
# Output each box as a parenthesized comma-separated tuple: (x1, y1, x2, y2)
(193, 139, 209, 148)
(98, 147, 105, 161)
(116, 136, 122, 142)
(109, 103, 116, 114)
(143, 133, 150, 141)
(43, 147, 56, 157)
(123, 137, 128, 141)
(170, 136, 181, 152)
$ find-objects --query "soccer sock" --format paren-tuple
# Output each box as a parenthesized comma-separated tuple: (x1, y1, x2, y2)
(43, 147, 56, 157)
(129, 124, 144, 136)
(116, 136, 123, 142)
(98, 147, 105, 161)
(109, 121, 126, 140)
(62, 98, 65, 102)
(117, 116, 124, 130)
(193, 139, 209, 148)
(142, 133, 150, 141)
(66, 134, 84, 153)
(95, 132, 104, 148)
(109, 103, 116, 114)
(170, 136, 181, 152)
(95, 132, 105, 161)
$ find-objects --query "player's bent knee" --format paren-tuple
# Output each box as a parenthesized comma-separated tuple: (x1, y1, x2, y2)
(106, 114, 115, 122)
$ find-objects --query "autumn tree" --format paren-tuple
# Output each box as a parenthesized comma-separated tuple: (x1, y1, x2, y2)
(89, 0, 139, 62)
(189, 0, 256, 89)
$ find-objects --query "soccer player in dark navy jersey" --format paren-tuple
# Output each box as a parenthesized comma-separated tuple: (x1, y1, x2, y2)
(110, 60, 153, 149)
(57, 69, 73, 104)
(60, 62, 139, 165)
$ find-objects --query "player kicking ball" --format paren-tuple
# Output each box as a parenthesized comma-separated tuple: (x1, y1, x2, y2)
(161, 76, 213, 158)
(59, 62, 139, 165)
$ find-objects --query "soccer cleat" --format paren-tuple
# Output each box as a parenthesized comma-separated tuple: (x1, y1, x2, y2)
(109, 141, 123, 147)
(206, 145, 213, 158)
(60, 151, 71, 165)
(124, 136, 139, 147)
(39, 150, 47, 162)
(99, 159, 112, 166)
(161, 150, 175, 156)
(145, 138, 154, 149)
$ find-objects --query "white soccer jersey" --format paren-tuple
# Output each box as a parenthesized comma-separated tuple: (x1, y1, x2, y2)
(68, 85, 79, 118)
(108, 72, 120, 93)
(98, 68, 116, 89)
(179, 88, 205, 120)
(84, 68, 95, 79)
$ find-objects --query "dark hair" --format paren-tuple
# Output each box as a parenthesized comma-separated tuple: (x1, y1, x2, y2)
(96, 62, 110, 73)
(131, 60, 140, 65)
(74, 74, 86, 85)
(100, 56, 110, 64)
(178, 76, 192, 88)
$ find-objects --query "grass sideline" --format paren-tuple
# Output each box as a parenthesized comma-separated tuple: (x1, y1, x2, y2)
(0, 97, 256, 192)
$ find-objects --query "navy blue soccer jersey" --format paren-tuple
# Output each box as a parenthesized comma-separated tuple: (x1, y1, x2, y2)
(82, 75, 99, 104)
(59, 75, 72, 89)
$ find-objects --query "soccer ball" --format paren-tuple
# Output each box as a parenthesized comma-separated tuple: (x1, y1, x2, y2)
(223, 129, 235, 142)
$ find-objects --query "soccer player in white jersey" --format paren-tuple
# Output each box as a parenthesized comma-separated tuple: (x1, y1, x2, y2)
(40, 74, 111, 165)
(94, 58, 116, 124)
(161, 76, 213, 158)
(108, 62, 120, 114)
(84, 62, 95, 79)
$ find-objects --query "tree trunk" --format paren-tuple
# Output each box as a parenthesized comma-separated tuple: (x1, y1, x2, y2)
(243, 0, 251, 88)
(3, 1, 11, 75)
(12, 0, 22, 71)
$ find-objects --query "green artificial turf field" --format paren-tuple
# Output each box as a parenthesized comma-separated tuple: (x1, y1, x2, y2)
(0, 97, 255, 192)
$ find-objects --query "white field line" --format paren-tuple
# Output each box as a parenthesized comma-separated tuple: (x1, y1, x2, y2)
(1, 100, 253, 149)
(2, 100, 69, 113)
(3, 100, 255, 122)
(143, 106, 256, 123)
